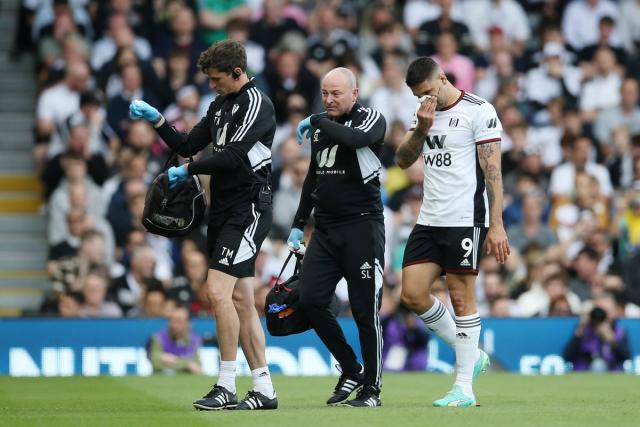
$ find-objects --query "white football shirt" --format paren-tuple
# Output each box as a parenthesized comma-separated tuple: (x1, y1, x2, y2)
(409, 91, 502, 227)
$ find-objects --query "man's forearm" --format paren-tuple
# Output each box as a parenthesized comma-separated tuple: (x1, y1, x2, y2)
(478, 142, 504, 226)
(486, 177, 504, 227)
(396, 129, 425, 169)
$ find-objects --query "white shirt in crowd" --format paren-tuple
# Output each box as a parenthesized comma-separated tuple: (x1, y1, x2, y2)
(562, 0, 621, 50)
(579, 72, 622, 113)
(549, 162, 614, 198)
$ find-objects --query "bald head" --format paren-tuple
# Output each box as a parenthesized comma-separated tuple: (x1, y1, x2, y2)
(322, 67, 357, 90)
(321, 67, 358, 118)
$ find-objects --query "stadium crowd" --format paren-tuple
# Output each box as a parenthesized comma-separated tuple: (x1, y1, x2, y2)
(11, 0, 640, 364)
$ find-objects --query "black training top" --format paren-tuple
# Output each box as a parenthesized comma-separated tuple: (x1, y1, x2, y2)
(292, 102, 386, 228)
(155, 80, 275, 215)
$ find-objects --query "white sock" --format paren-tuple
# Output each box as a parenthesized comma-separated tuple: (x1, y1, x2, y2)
(217, 360, 237, 394)
(454, 313, 481, 397)
(251, 366, 276, 398)
(419, 297, 456, 348)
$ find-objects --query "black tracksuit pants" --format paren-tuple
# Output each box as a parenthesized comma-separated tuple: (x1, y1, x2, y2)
(298, 218, 385, 387)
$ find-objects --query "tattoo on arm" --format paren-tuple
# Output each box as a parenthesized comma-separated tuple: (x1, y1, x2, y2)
(477, 142, 504, 223)
(396, 129, 425, 169)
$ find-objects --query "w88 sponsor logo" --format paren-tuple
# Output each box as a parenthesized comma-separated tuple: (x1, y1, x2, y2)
(424, 152, 452, 167)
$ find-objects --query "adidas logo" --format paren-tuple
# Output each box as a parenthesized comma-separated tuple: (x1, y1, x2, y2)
(360, 262, 372, 270)
(456, 332, 469, 339)
(460, 258, 470, 267)
(218, 257, 230, 266)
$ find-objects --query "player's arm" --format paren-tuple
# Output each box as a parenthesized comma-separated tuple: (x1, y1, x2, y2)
(309, 110, 386, 149)
(291, 160, 317, 230)
(188, 94, 274, 176)
(154, 103, 215, 158)
(476, 135, 510, 264)
(396, 96, 436, 169)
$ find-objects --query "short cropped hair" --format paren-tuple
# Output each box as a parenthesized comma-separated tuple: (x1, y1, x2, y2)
(197, 39, 247, 74)
(405, 57, 440, 87)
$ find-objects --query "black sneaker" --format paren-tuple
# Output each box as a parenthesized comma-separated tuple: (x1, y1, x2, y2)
(343, 385, 381, 407)
(193, 384, 238, 410)
(326, 365, 364, 406)
(236, 390, 278, 410)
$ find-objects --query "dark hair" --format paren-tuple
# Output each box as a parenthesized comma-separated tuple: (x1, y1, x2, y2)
(405, 57, 439, 87)
(577, 246, 599, 262)
(197, 39, 247, 75)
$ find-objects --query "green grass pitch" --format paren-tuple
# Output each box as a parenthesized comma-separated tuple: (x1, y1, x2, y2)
(1, 373, 638, 427)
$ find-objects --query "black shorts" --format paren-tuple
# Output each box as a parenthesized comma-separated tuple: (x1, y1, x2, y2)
(402, 225, 487, 275)
(206, 203, 272, 278)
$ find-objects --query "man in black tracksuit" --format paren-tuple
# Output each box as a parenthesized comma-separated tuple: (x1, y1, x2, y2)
(129, 40, 277, 411)
(288, 67, 387, 407)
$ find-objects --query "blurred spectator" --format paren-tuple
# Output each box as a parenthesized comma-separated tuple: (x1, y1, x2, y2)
(478, 272, 512, 316)
(37, 10, 89, 75)
(369, 51, 416, 129)
(148, 306, 203, 374)
(91, 13, 152, 71)
(97, 46, 165, 103)
(462, 0, 530, 55)
(432, 31, 475, 92)
(382, 305, 428, 371)
(562, 0, 620, 52)
(78, 271, 122, 318)
(619, 0, 640, 56)
(523, 42, 582, 109)
(570, 247, 601, 300)
(490, 297, 513, 317)
(579, 47, 622, 122)
(41, 124, 109, 196)
(518, 270, 581, 317)
(615, 185, 640, 261)
(48, 159, 105, 239)
(35, 59, 90, 173)
(563, 293, 630, 371)
(107, 174, 148, 247)
(48, 207, 88, 261)
(168, 249, 209, 315)
(593, 77, 640, 149)
(107, 63, 161, 140)
(414, 0, 472, 57)
(129, 288, 167, 317)
(152, 5, 207, 78)
(227, 18, 265, 76)
(306, 1, 359, 78)
(578, 16, 626, 63)
(109, 245, 164, 315)
(273, 155, 310, 236)
(249, 0, 305, 54)
(57, 291, 83, 317)
(44, 229, 109, 315)
(507, 190, 557, 253)
(197, 0, 251, 44)
(261, 41, 319, 123)
(475, 49, 518, 103)
(272, 94, 309, 156)
(31, 0, 93, 42)
(550, 136, 613, 200)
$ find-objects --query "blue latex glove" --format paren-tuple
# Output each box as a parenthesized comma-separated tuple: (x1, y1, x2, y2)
(128, 99, 161, 123)
(167, 165, 189, 189)
(287, 228, 304, 250)
(296, 116, 314, 145)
